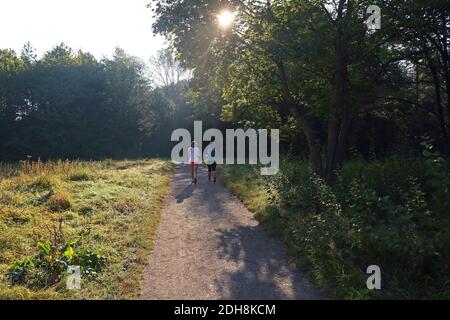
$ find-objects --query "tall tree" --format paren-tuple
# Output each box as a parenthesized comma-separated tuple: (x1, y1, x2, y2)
(151, 0, 416, 181)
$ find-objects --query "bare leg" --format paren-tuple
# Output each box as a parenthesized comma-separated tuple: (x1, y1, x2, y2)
(194, 166, 198, 183)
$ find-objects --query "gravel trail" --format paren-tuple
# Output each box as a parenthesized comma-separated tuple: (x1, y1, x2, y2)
(140, 165, 323, 300)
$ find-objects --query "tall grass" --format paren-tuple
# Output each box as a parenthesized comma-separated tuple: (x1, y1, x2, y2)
(0, 158, 132, 179)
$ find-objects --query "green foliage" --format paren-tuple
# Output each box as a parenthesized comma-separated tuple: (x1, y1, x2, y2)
(420, 136, 450, 216)
(0, 44, 167, 161)
(9, 258, 34, 284)
(8, 238, 107, 289)
(220, 153, 450, 299)
(151, 0, 450, 175)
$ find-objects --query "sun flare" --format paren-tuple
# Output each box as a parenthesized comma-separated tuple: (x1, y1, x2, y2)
(217, 10, 236, 29)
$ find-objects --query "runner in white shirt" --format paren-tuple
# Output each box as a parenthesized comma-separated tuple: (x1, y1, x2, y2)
(187, 141, 200, 184)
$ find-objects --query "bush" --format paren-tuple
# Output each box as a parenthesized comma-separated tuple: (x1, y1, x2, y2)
(231, 153, 450, 299)
(8, 238, 107, 289)
(47, 193, 72, 212)
(265, 158, 316, 213)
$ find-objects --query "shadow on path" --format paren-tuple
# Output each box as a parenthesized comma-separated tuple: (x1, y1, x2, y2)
(140, 164, 324, 300)
(215, 226, 322, 299)
(175, 184, 194, 203)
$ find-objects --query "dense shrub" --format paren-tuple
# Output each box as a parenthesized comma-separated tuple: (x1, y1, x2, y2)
(259, 153, 450, 299)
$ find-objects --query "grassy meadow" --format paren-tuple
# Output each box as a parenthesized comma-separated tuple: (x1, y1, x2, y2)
(0, 159, 173, 299)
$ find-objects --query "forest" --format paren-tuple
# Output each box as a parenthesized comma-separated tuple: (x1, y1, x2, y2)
(0, 43, 196, 160)
(0, 0, 449, 299)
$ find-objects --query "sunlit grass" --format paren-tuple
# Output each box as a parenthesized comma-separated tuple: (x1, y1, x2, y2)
(0, 159, 173, 299)
(218, 165, 269, 214)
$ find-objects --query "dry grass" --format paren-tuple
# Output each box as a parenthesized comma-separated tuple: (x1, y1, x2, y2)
(0, 159, 173, 299)
(47, 193, 72, 212)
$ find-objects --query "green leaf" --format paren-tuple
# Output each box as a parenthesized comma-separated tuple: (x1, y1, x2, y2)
(65, 238, 79, 246)
(37, 242, 50, 256)
(63, 246, 74, 262)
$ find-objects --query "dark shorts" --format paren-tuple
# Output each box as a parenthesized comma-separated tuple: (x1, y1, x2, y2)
(207, 162, 217, 172)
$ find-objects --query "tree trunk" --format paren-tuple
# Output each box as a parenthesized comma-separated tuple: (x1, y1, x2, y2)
(276, 60, 324, 177)
(325, 11, 350, 183)
(439, 13, 450, 127)
(427, 53, 449, 152)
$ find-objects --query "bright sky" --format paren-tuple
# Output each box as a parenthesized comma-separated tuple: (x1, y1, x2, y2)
(0, 0, 165, 62)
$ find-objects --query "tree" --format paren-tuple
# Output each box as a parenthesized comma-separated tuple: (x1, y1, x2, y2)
(149, 48, 191, 88)
(383, 0, 450, 152)
(150, 0, 449, 181)
(20, 42, 37, 66)
(0, 43, 166, 160)
(0, 49, 27, 160)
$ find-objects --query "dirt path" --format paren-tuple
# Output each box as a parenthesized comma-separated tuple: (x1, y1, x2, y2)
(140, 165, 323, 299)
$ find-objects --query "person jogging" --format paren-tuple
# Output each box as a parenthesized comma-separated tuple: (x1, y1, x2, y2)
(187, 141, 200, 184)
(205, 146, 217, 183)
